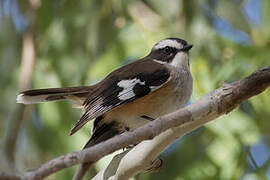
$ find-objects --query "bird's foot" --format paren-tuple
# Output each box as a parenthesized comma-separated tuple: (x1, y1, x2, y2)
(144, 158, 163, 173)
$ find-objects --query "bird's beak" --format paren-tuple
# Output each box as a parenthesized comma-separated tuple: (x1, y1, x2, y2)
(181, 44, 193, 52)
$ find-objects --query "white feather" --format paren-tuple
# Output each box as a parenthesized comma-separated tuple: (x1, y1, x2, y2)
(117, 79, 145, 100)
(16, 93, 48, 104)
(170, 52, 189, 68)
(153, 59, 166, 64)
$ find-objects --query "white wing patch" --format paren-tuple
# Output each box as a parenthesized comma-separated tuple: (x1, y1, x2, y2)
(117, 79, 145, 100)
(153, 39, 182, 50)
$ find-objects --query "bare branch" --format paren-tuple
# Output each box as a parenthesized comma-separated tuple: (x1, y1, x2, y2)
(0, 67, 269, 180)
(0, 172, 21, 180)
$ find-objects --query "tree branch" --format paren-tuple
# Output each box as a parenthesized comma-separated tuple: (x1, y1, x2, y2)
(0, 67, 269, 180)
(92, 68, 270, 180)
(0, 173, 21, 180)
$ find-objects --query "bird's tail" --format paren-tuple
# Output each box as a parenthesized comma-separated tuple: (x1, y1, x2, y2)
(16, 86, 93, 105)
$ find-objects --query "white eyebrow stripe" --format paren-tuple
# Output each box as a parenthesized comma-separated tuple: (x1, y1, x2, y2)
(153, 39, 182, 50)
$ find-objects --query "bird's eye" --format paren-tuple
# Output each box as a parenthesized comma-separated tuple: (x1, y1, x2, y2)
(164, 46, 174, 55)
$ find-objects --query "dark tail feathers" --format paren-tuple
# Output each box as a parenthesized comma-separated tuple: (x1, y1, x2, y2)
(16, 86, 92, 105)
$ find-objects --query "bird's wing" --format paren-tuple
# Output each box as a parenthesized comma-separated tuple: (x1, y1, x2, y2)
(70, 59, 171, 135)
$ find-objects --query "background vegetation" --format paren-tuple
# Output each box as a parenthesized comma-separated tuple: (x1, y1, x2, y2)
(0, 0, 269, 179)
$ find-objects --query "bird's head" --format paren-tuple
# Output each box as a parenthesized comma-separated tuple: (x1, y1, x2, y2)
(149, 38, 193, 68)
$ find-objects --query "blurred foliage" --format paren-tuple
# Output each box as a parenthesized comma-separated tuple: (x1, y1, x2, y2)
(0, 0, 270, 179)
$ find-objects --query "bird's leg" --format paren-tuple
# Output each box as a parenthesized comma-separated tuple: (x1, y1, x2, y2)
(122, 116, 155, 151)
(123, 126, 134, 151)
(141, 115, 155, 121)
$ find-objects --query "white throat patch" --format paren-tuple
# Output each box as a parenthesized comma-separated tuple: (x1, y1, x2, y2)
(153, 39, 182, 50)
(170, 52, 189, 68)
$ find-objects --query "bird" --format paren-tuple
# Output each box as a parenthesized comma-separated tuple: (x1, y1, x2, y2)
(17, 37, 193, 149)
(17, 37, 193, 177)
